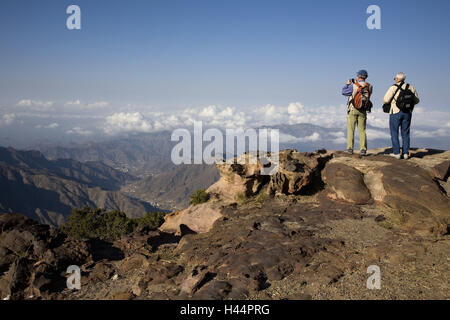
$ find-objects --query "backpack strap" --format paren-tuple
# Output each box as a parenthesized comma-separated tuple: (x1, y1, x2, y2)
(364, 82, 372, 97)
(392, 82, 404, 103)
(395, 81, 404, 89)
(349, 82, 370, 109)
(396, 82, 409, 91)
(348, 83, 359, 108)
(355, 82, 370, 91)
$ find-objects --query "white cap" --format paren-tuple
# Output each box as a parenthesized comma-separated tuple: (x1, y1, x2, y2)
(395, 72, 406, 81)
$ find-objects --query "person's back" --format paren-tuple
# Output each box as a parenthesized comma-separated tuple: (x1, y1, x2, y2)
(384, 81, 419, 114)
(341, 70, 373, 155)
(383, 72, 420, 159)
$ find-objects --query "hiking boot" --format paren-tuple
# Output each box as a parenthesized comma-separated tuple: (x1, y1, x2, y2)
(403, 154, 410, 160)
(389, 153, 401, 159)
(360, 150, 367, 156)
(346, 149, 353, 155)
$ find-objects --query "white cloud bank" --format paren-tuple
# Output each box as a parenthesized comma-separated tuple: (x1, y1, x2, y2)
(66, 127, 93, 136)
(17, 100, 54, 111)
(279, 132, 321, 143)
(65, 100, 109, 109)
(15, 99, 109, 112)
(103, 112, 153, 134)
(101, 103, 339, 135)
(35, 123, 59, 129)
(0, 114, 17, 126)
(4, 99, 450, 145)
(100, 103, 450, 139)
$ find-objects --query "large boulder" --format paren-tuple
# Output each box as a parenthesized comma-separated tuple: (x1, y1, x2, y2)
(207, 150, 331, 203)
(161, 150, 332, 236)
(268, 150, 331, 195)
(322, 163, 372, 205)
(377, 164, 449, 236)
(431, 160, 450, 181)
(207, 153, 269, 202)
(325, 150, 450, 236)
(159, 203, 223, 235)
(408, 149, 450, 181)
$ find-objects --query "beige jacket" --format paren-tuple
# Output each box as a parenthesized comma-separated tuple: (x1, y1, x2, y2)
(383, 82, 420, 114)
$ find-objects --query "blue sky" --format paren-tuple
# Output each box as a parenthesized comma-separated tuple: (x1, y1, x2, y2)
(0, 0, 449, 145)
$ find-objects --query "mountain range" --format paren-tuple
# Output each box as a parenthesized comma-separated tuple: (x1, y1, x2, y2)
(1, 147, 448, 300)
(0, 147, 160, 225)
(1, 122, 448, 224)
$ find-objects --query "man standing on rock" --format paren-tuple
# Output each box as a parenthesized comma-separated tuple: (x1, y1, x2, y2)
(383, 72, 420, 160)
(342, 70, 373, 156)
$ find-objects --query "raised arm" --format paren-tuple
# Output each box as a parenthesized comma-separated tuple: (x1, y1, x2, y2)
(342, 83, 353, 96)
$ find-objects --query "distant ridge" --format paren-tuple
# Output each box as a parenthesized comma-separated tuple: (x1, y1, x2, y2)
(0, 146, 162, 225)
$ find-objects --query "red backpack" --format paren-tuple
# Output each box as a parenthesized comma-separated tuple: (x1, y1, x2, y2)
(351, 82, 373, 112)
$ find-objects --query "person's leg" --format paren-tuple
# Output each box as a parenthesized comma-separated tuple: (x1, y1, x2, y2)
(357, 111, 367, 151)
(347, 111, 356, 150)
(400, 111, 412, 155)
(389, 113, 401, 155)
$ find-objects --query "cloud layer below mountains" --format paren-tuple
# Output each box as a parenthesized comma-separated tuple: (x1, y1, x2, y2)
(100, 103, 450, 138)
(1, 100, 449, 149)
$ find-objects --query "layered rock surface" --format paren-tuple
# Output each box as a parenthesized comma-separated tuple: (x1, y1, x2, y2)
(1, 148, 449, 300)
(161, 148, 449, 237)
(325, 149, 450, 236)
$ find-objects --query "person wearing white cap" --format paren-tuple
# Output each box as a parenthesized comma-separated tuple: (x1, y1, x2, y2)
(383, 72, 420, 160)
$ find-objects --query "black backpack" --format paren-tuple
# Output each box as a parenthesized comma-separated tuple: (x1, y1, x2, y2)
(395, 83, 417, 112)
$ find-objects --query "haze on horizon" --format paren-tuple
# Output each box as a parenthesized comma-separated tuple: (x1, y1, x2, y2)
(0, 0, 449, 148)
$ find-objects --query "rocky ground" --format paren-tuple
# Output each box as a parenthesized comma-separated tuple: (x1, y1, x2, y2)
(0, 148, 449, 300)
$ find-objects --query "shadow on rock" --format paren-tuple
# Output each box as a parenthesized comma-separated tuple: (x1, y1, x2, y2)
(147, 231, 182, 252)
(87, 239, 124, 262)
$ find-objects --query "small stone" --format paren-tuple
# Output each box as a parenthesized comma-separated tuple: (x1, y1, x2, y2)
(180, 267, 212, 295)
(110, 291, 133, 300)
(132, 284, 142, 296)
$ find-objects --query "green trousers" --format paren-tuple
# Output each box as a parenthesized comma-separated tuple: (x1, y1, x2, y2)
(347, 108, 367, 151)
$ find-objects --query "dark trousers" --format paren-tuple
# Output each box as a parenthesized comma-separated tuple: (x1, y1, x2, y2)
(389, 111, 412, 155)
